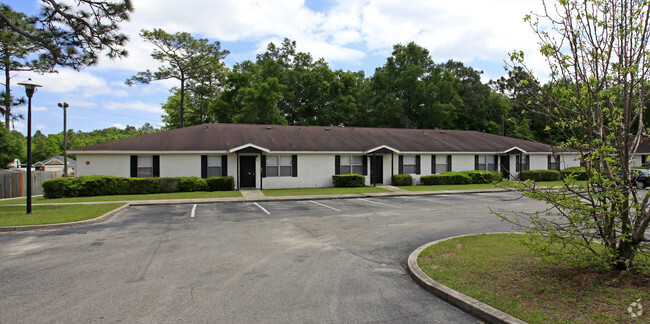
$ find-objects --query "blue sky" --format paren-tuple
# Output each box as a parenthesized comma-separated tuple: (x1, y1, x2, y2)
(5, 0, 547, 136)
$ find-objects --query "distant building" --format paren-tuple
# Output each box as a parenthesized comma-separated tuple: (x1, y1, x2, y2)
(34, 156, 76, 175)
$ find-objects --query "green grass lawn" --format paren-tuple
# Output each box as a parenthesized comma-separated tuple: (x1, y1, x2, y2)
(399, 183, 503, 191)
(262, 186, 391, 196)
(0, 203, 125, 226)
(535, 180, 587, 188)
(418, 233, 649, 323)
(0, 191, 242, 205)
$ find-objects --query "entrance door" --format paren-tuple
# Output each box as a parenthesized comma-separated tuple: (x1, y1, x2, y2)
(370, 156, 383, 184)
(240, 156, 256, 188)
(499, 155, 510, 179)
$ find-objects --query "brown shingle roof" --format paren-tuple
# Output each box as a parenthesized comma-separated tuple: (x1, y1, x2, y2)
(70, 123, 554, 153)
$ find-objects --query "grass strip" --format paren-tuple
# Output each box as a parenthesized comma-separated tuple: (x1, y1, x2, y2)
(262, 186, 391, 196)
(417, 233, 649, 323)
(0, 191, 242, 205)
(0, 203, 125, 226)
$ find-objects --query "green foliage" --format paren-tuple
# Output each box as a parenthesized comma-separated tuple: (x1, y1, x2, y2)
(0, 1, 132, 69)
(421, 171, 502, 185)
(332, 174, 365, 187)
(178, 177, 208, 192)
(561, 166, 589, 181)
(421, 172, 471, 185)
(206, 176, 234, 191)
(519, 169, 561, 181)
(392, 174, 413, 186)
(43, 175, 234, 198)
(0, 123, 24, 167)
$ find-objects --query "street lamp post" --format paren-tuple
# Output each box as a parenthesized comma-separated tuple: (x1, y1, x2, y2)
(17, 78, 42, 214)
(58, 102, 69, 177)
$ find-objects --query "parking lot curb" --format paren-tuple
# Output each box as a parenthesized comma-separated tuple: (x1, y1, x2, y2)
(0, 203, 130, 232)
(407, 234, 527, 324)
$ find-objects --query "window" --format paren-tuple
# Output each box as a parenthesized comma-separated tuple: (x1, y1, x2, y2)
(403, 155, 417, 174)
(434, 155, 450, 174)
(207, 156, 222, 177)
(516, 155, 530, 172)
(548, 155, 560, 171)
(340, 155, 364, 175)
(476, 155, 496, 171)
(266, 155, 292, 177)
(138, 156, 153, 177)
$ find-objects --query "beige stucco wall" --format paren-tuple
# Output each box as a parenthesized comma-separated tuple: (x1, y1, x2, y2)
(75, 154, 130, 177)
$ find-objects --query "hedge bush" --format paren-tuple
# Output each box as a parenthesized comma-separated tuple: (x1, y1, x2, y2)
(421, 172, 471, 185)
(43, 175, 234, 198)
(561, 166, 589, 180)
(207, 176, 235, 191)
(462, 170, 503, 184)
(392, 174, 413, 186)
(178, 177, 208, 192)
(332, 174, 365, 187)
(519, 169, 561, 181)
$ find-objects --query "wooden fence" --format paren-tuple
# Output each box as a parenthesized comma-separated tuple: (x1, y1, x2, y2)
(0, 170, 61, 199)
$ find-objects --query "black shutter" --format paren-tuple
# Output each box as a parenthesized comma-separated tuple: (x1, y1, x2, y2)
(153, 155, 160, 177)
(130, 155, 138, 177)
(335, 155, 341, 175)
(447, 155, 452, 172)
(493, 155, 498, 172)
(547, 155, 551, 170)
(222, 155, 228, 176)
(475, 155, 479, 170)
(261, 155, 267, 178)
(201, 155, 208, 178)
(415, 155, 421, 174)
(292, 155, 298, 177)
(431, 155, 436, 174)
(643, 155, 647, 167)
(363, 155, 368, 175)
(397, 155, 404, 174)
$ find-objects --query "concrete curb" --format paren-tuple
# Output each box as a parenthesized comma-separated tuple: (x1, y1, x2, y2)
(407, 233, 527, 324)
(0, 203, 129, 232)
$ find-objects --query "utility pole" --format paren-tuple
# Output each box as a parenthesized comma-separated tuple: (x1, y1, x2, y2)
(58, 102, 69, 177)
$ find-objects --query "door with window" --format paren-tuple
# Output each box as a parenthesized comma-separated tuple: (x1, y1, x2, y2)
(240, 156, 256, 188)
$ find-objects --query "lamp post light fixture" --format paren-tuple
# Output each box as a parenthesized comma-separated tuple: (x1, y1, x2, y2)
(58, 102, 69, 177)
(17, 78, 42, 214)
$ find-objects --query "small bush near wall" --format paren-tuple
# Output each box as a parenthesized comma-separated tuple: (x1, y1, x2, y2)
(332, 174, 365, 187)
(207, 176, 234, 191)
(421, 172, 471, 185)
(561, 166, 589, 180)
(463, 171, 503, 184)
(43, 175, 234, 198)
(179, 177, 208, 192)
(392, 174, 413, 186)
(519, 170, 561, 181)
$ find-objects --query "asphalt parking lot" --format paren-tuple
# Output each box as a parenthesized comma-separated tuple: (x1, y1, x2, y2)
(0, 192, 548, 323)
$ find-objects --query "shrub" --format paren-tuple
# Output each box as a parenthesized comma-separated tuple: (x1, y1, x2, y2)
(332, 174, 365, 187)
(179, 177, 208, 192)
(207, 176, 235, 191)
(561, 166, 589, 181)
(392, 174, 413, 186)
(519, 169, 561, 181)
(420, 172, 471, 185)
(462, 170, 503, 184)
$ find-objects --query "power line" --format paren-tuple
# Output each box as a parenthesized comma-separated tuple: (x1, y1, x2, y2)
(70, 106, 162, 123)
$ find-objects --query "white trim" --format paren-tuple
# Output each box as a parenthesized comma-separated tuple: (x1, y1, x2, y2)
(503, 146, 528, 154)
(229, 143, 270, 153)
(68, 150, 230, 154)
(366, 145, 400, 153)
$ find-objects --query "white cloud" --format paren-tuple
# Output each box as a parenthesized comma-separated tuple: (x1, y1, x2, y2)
(110, 123, 126, 129)
(104, 101, 163, 114)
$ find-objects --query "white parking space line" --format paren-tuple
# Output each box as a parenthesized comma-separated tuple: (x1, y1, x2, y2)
(309, 200, 341, 212)
(399, 196, 455, 205)
(190, 204, 197, 218)
(254, 202, 271, 215)
(357, 198, 397, 207)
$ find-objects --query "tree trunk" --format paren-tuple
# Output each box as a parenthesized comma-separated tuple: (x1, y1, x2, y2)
(179, 73, 185, 128)
(4, 55, 10, 130)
